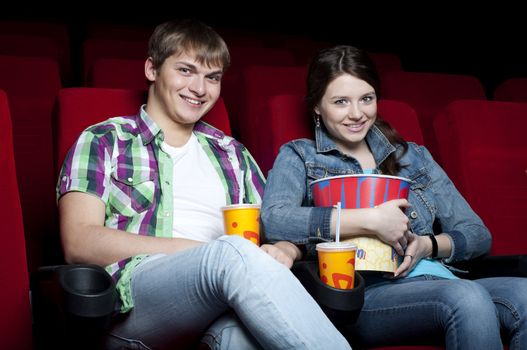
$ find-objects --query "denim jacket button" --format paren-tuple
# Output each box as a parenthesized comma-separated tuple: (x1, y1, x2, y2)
(410, 211, 418, 219)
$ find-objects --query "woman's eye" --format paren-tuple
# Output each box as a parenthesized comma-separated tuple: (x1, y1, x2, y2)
(335, 99, 347, 105)
(362, 94, 376, 103)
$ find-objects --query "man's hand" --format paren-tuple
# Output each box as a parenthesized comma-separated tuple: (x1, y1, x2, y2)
(260, 241, 302, 269)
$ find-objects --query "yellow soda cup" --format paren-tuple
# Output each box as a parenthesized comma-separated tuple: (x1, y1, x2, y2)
(220, 204, 261, 246)
(316, 242, 357, 289)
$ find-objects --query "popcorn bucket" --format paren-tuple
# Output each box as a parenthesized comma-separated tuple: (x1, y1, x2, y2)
(311, 174, 411, 274)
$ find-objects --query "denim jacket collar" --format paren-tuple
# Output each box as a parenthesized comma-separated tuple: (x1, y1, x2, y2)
(315, 123, 396, 166)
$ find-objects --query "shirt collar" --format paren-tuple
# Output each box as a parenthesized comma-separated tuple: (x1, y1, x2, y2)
(315, 123, 396, 165)
(137, 105, 227, 145)
(137, 105, 161, 145)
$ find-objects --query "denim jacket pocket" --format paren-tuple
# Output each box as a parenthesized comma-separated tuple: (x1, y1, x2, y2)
(109, 170, 156, 216)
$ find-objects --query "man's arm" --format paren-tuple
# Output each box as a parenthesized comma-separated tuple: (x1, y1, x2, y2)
(59, 191, 203, 266)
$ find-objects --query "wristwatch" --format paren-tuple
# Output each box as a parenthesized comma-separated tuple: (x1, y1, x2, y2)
(426, 233, 438, 258)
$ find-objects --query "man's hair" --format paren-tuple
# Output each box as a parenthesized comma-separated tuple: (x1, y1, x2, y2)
(148, 19, 230, 71)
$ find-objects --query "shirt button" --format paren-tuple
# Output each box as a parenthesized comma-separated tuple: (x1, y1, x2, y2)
(165, 180, 170, 185)
(410, 211, 418, 219)
(62, 176, 67, 182)
(127, 177, 133, 183)
(164, 212, 170, 217)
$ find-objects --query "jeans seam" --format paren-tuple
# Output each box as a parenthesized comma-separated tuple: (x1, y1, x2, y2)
(493, 296, 521, 349)
(107, 332, 153, 350)
(218, 237, 309, 349)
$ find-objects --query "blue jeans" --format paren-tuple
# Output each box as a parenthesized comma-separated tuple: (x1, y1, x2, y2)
(347, 275, 527, 350)
(104, 235, 350, 349)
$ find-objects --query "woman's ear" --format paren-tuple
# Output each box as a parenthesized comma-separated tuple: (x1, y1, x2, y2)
(314, 106, 320, 115)
(145, 57, 156, 82)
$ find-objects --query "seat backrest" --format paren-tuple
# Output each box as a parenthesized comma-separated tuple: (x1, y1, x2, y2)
(259, 94, 423, 175)
(82, 38, 149, 83)
(378, 99, 424, 145)
(55, 88, 231, 173)
(434, 99, 527, 255)
(0, 89, 32, 349)
(493, 77, 527, 102)
(221, 47, 297, 137)
(0, 20, 70, 82)
(239, 65, 307, 163)
(381, 71, 486, 161)
(89, 58, 147, 90)
(0, 55, 62, 271)
(368, 52, 403, 76)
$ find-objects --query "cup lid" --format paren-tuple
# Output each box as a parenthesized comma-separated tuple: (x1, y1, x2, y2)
(220, 203, 261, 211)
(316, 241, 357, 251)
(310, 173, 412, 186)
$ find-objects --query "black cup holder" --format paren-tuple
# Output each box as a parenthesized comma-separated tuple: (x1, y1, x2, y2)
(292, 260, 364, 326)
(31, 264, 117, 349)
(59, 265, 116, 318)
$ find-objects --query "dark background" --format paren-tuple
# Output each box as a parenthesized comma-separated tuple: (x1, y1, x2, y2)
(2, 3, 526, 95)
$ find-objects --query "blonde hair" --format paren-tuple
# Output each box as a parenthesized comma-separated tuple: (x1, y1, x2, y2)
(148, 19, 230, 71)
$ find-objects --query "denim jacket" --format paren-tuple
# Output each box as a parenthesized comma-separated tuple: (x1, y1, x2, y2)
(261, 124, 491, 264)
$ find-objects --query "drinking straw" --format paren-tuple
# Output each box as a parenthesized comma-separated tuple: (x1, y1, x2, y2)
(335, 201, 342, 243)
(239, 170, 245, 204)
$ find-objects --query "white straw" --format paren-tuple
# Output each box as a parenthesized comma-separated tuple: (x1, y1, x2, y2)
(335, 201, 342, 243)
(239, 170, 245, 204)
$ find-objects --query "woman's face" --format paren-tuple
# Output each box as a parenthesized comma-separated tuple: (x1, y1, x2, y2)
(315, 73, 377, 153)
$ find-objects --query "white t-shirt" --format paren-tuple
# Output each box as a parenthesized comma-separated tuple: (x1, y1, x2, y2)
(161, 133, 226, 242)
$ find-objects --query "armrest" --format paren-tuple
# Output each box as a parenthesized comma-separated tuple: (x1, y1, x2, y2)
(455, 255, 527, 279)
(291, 260, 364, 326)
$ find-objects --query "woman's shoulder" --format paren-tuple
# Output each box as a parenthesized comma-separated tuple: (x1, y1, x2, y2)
(280, 138, 316, 152)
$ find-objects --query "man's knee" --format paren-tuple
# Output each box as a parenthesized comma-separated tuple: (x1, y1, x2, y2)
(200, 312, 262, 350)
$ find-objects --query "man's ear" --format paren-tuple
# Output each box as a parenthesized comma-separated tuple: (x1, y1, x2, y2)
(145, 57, 156, 82)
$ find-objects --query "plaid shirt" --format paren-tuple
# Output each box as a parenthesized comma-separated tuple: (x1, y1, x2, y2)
(57, 106, 265, 312)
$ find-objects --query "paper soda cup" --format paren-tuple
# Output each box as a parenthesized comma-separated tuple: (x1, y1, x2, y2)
(316, 241, 357, 289)
(221, 204, 261, 245)
(311, 174, 411, 274)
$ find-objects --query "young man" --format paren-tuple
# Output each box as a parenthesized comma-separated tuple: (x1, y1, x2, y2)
(57, 20, 350, 349)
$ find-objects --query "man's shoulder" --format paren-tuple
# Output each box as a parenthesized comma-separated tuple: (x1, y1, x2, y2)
(83, 115, 140, 139)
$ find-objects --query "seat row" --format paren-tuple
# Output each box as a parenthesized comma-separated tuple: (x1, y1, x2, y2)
(1, 52, 527, 270)
(3, 88, 526, 349)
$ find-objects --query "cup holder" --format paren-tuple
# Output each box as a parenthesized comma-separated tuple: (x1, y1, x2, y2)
(31, 264, 117, 349)
(58, 265, 116, 318)
(292, 260, 364, 326)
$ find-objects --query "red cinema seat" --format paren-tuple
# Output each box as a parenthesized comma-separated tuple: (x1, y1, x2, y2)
(368, 52, 403, 76)
(89, 58, 147, 90)
(381, 71, 486, 162)
(0, 20, 70, 82)
(82, 38, 149, 83)
(221, 47, 296, 137)
(239, 65, 307, 164)
(435, 100, 527, 256)
(0, 55, 62, 271)
(493, 77, 527, 102)
(260, 95, 423, 175)
(0, 89, 32, 349)
(55, 88, 231, 172)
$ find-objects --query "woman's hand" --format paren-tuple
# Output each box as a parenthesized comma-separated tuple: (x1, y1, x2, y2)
(368, 199, 411, 255)
(394, 232, 431, 277)
(260, 241, 302, 269)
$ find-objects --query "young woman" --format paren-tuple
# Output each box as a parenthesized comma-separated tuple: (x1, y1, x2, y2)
(261, 45, 527, 349)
